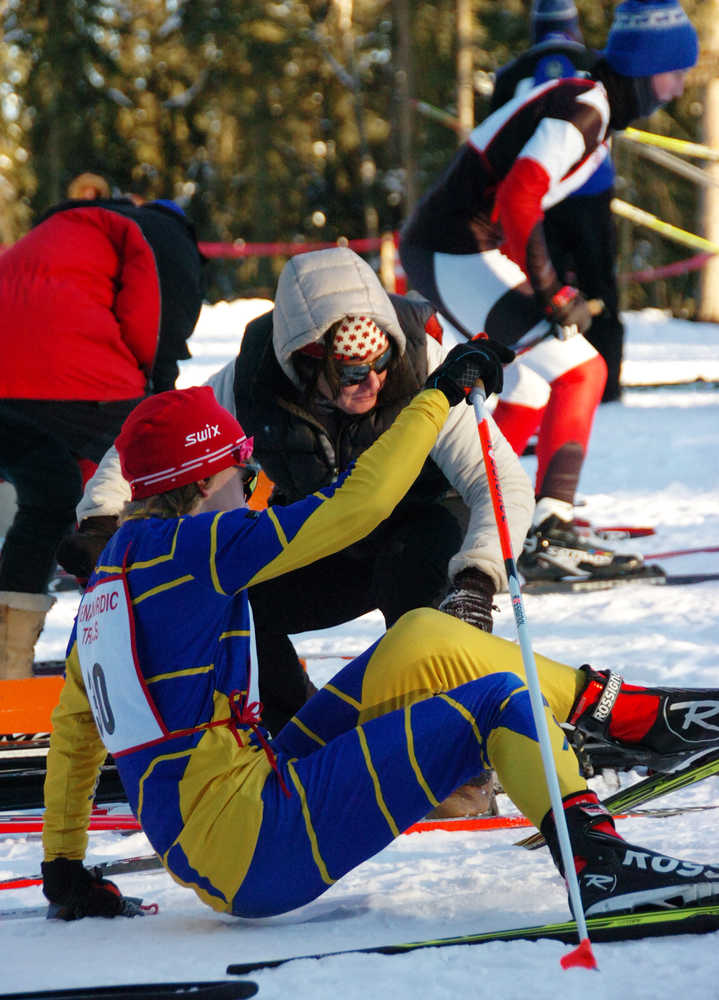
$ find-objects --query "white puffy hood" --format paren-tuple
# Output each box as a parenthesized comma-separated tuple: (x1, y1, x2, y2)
(272, 247, 406, 388)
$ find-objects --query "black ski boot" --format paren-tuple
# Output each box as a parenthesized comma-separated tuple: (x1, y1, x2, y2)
(518, 515, 646, 581)
(565, 665, 719, 775)
(542, 792, 719, 917)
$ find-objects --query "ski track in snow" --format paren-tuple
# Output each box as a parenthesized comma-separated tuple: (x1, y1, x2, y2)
(2, 305, 719, 997)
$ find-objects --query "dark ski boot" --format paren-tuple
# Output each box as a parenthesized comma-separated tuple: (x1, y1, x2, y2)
(565, 665, 719, 775)
(542, 791, 719, 917)
(518, 514, 646, 581)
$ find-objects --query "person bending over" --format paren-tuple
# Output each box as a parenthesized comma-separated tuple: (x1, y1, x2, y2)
(399, 0, 698, 582)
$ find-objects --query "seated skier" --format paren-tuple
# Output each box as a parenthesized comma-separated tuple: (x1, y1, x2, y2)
(42, 348, 719, 923)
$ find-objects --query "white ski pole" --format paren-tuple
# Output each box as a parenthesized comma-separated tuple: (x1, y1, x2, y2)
(471, 384, 597, 971)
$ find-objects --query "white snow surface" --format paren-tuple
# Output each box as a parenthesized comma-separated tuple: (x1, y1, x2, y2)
(2, 303, 719, 997)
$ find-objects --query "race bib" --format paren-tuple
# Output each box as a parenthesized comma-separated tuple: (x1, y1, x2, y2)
(77, 574, 166, 755)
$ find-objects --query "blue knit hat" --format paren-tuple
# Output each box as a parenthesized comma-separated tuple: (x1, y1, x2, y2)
(605, 0, 698, 77)
(531, 0, 582, 45)
(149, 198, 186, 217)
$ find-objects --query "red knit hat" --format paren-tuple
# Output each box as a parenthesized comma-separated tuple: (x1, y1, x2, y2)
(116, 386, 253, 500)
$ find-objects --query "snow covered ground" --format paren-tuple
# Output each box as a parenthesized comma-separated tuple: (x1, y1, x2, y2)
(2, 303, 719, 997)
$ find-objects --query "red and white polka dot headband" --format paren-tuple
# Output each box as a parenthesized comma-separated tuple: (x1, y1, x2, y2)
(332, 316, 390, 362)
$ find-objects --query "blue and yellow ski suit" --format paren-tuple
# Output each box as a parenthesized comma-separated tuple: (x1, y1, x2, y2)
(43, 389, 586, 917)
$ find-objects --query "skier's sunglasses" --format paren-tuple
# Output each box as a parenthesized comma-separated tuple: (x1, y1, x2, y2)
(337, 343, 394, 386)
(239, 464, 260, 502)
(232, 453, 261, 502)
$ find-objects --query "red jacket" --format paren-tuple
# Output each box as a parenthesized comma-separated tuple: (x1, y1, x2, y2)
(0, 207, 161, 401)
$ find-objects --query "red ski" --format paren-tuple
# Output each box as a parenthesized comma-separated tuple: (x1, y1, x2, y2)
(644, 545, 719, 560)
(0, 811, 530, 837)
(573, 519, 655, 539)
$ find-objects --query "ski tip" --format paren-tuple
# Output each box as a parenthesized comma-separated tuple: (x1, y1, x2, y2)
(560, 937, 598, 971)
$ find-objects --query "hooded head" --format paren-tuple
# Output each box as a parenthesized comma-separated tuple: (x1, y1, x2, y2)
(271, 247, 406, 389)
(67, 172, 111, 200)
(530, 0, 582, 45)
(116, 386, 253, 500)
(604, 0, 698, 77)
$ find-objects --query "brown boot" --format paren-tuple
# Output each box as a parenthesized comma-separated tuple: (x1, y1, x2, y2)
(0, 591, 56, 680)
(426, 771, 500, 819)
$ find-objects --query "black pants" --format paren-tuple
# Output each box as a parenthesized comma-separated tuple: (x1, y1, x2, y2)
(250, 496, 466, 734)
(0, 399, 141, 594)
(544, 189, 625, 402)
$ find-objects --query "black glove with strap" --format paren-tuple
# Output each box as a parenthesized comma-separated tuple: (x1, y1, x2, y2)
(425, 338, 515, 406)
(56, 515, 119, 580)
(545, 285, 593, 341)
(42, 858, 146, 920)
(438, 568, 496, 633)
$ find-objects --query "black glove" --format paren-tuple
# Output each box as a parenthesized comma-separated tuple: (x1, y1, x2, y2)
(438, 568, 496, 632)
(56, 515, 119, 580)
(425, 338, 515, 406)
(545, 285, 593, 340)
(42, 858, 145, 920)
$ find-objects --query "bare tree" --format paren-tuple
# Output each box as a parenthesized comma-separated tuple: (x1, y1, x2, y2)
(392, 0, 417, 211)
(456, 0, 474, 141)
(326, 0, 379, 240)
(698, 0, 719, 320)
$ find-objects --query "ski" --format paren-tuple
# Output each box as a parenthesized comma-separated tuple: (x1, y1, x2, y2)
(517, 747, 719, 850)
(598, 747, 719, 813)
(1, 893, 369, 927)
(573, 519, 656, 540)
(0, 853, 163, 892)
(5, 802, 716, 839)
(523, 569, 719, 595)
(225, 902, 719, 973)
(0, 735, 51, 750)
(0, 905, 51, 921)
(644, 545, 719, 560)
(1, 896, 153, 921)
(0, 813, 142, 835)
(0, 812, 529, 837)
(32, 660, 66, 676)
(0, 747, 50, 767)
(1, 981, 258, 1000)
(622, 378, 719, 391)
(0, 759, 125, 811)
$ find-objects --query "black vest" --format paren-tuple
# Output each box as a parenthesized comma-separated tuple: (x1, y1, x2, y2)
(233, 296, 450, 506)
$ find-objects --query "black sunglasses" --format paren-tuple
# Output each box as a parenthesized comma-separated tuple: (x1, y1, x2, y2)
(238, 460, 261, 501)
(337, 343, 394, 386)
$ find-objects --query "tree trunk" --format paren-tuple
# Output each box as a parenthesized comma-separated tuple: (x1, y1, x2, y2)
(698, 1, 719, 320)
(456, 0, 474, 142)
(46, 0, 64, 207)
(335, 0, 379, 241)
(392, 0, 416, 212)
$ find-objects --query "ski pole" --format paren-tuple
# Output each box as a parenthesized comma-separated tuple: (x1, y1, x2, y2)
(513, 298, 606, 357)
(451, 300, 604, 355)
(470, 384, 597, 972)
